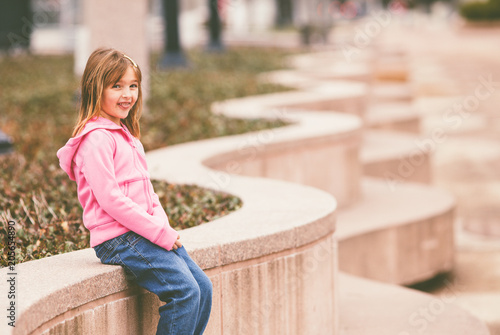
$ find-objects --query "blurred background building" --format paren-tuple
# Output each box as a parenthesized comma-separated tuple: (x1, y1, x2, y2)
(4, 0, 410, 56)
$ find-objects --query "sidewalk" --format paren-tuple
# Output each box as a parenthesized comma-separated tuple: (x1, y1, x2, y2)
(389, 18, 500, 335)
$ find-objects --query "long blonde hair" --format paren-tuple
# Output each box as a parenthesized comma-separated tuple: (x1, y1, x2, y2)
(72, 48, 143, 138)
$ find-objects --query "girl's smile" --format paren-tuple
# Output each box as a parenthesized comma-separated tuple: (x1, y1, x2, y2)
(118, 102, 131, 109)
(100, 66, 139, 125)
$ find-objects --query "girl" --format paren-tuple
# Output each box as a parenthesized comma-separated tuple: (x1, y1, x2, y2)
(57, 48, 212, 335)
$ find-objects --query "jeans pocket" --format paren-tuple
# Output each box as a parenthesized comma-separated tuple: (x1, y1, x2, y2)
(95, 243, 138, 281)
(94, 232, 128, 262)
(108, 254, 138, 281)
(94, 243, 113, 262)
(94, 235, 122, 262)
(123, 231, 142, 247)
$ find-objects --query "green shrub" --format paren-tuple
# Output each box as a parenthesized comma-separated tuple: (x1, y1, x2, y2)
(460, 0, 500, 21)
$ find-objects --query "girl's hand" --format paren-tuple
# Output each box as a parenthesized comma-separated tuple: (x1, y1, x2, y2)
(172, 234, 182, 250)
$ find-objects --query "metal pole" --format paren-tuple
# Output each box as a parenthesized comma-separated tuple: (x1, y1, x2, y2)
(275, 0, 294, 27)
(0, 0, 32, 52)
(158, 0, 188, 69)
(207, 0, 224, 52)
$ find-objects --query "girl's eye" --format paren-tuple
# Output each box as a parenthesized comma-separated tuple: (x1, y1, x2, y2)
(131, 84, 138, 88)
(112, 84, 120, 89)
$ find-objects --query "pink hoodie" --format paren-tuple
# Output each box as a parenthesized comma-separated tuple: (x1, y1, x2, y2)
(57, 117, 179, 250)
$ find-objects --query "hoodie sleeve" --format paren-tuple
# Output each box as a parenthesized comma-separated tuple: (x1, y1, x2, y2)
(137, 138, 171, 224)
(79, 130, 178, 250)
(151, 188, 170, 222)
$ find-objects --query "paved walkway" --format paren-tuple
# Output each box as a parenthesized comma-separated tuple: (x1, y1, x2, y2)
(383, 17, 500, 334)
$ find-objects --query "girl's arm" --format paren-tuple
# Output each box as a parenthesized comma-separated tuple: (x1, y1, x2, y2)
(149, 181, 183, 250)
(79, 130, 179, 250)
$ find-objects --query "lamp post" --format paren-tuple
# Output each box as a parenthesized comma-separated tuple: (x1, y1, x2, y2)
(0, 0, 32, 52)
(158, 0, 188, 69)
(276, 0, 293, 27)
(207, 0, 224, 52)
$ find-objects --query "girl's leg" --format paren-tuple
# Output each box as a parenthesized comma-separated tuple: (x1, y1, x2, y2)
(174, 246, 213, 335)
(94, 232, 212, 335)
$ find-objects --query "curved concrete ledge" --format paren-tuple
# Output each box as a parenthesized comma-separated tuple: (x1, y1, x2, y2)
(374, 57, 409, 82)
(210, 90, 365, 208)
(371, 81, 414, 103)
(288, 51, 375, 83)
(337, 178, 455, 285)
(366, 102, 421, 134)
(260, 65, 373, 86)
(213, 79, 368, 119)
(361, 130, 432, 184)
(0, 175, 338, 335)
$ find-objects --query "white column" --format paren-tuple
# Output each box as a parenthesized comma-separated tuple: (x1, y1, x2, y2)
(75, 0, 150, 101)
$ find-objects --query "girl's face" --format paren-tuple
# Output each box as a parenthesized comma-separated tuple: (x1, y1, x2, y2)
(100, 66, 139, 126)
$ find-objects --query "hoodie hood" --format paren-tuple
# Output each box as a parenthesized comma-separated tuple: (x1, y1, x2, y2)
(57, 117, 123, 181)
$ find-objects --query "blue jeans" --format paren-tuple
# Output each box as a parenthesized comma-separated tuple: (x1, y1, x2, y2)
(94, 231, 212, 335)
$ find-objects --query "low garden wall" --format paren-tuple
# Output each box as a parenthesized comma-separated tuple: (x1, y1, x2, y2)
(0, 105, 363, 335)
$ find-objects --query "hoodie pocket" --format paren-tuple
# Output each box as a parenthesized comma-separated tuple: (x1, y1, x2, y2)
(123, 177, 153, 214)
